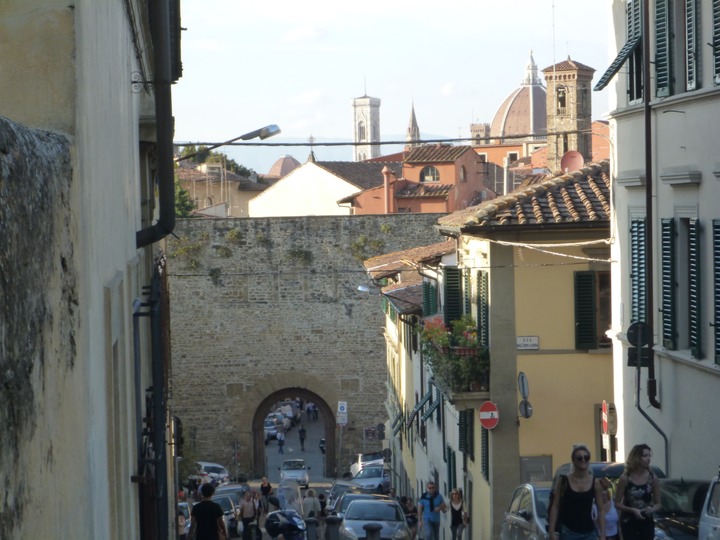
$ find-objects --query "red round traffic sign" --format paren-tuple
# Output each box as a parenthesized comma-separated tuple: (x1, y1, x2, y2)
(479, 401, 499, 430)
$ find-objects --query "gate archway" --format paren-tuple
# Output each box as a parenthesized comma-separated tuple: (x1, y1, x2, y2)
(252, 388, 336, 478)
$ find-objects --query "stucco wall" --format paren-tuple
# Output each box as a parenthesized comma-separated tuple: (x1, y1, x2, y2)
(167, 214, 445, 477)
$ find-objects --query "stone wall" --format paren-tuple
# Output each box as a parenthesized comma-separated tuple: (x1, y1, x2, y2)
(167, 214, 444, 478)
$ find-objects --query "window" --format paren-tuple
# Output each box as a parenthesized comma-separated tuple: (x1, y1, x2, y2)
(458, 409, 474, 459)
(574, 271, 612, 349)
(630, 219, 647, 323)
(358, 121, 366, 141)
(661, 218, 702, 356)
(595, 0, 642, 101)
(420, 166, 440, 182)
(507, 152, 519, 164)
(655, 0, 673, 96)
(423, 281, 438, 315)
(460, 165, 467, 183)
(556, 86, 567, 114)
(714, 1, 720, 84)
(476, 271, 489, 347)
(713, 220, 720, 363)
(443, 266, 462, 325)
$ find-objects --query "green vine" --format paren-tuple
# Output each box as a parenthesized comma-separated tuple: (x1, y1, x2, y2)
(349, 234, 385, 263)
(225, 229, 243, 245)
(216, 245, 232, 258)
(208, 267, 222, 285)
(285, 248, 313, 265)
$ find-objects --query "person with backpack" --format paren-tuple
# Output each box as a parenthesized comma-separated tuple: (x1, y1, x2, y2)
(548, 444, 606, 540)
(417, 481, 447, 540)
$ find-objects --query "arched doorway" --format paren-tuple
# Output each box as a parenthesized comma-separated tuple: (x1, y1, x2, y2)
(252, 388, 336, 479)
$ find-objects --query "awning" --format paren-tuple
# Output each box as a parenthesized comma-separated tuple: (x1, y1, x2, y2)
(421, 399, 441, 422)
(594, 35, 641, 91)
(407, 389, 433, 425)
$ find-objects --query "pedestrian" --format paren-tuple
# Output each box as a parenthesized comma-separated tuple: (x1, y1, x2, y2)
(417, 481, 447, 540)
(400, 496, 418, 540)
(615, 444, 660, 540)
(178, 508, 188, 540)
(306, 402, 313, 422)
(594, 477, 620, 540)
(260, 477, 273, 513)
(189, 483, 228, 540)
(298, 425, 307, 451)
(277, 430, 285, 454)
(548, 444, 606, 540)
(312, 403, 318, 421)
(301, 488, 322, 520)
(239, 489, 257, 540)
(317, 492, 327, 534)
(448, 488, 469, 540)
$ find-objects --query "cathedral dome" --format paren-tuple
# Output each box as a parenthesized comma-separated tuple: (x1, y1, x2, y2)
(267, 154, 300, 178)
(490, 53, 547, 140)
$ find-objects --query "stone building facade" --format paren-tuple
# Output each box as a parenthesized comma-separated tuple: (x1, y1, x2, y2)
(167, 214, 444, 478)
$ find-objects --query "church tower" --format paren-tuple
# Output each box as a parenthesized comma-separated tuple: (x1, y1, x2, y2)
(352, 95, 381, 161)
(542, 57, 595, 172)
(405, 104, 420, 151)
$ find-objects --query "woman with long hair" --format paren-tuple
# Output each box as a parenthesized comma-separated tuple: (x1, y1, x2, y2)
(448, 488, 468, 540)
(615, 444, 660, 540)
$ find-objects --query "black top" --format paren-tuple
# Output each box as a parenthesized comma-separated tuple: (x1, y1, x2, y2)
(559, 479, 596, 533)
(450, 502, 464, 527)
(191, 499, 223, 540)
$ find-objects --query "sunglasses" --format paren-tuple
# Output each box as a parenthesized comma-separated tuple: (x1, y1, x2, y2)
(574, 454, 590, 462)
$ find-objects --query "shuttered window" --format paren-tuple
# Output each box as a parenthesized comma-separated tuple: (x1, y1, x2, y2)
(714, 0, 720, 84)
(575, 271, 597, 349)
(444, 267, 463, 325)
(458, 409, 475, 459)
(686, 0, 699, 90)
(463, 269, 472, 315)
(689, 219, 702, 358)
(661, 218, 677, 349)
(458, 410, 468, 453)
(446, 445, 457, 491)
(713, 220, 720, 363)
(476, 271, 489, 347)
(423, 281, 438, 315)
(481, 427, 489, 481)
(655, 0, 673, 96)
(630, 219, 647, 323)
(595, 0, 642, 95)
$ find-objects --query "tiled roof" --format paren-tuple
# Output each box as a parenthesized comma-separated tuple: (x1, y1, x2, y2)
(543, 57, 595, 73)
(363, 240, 455, 280)
(382, 276, 423, 315)
(395, 183, 453, 199)
(403, 144, 472, 164)
(437, 161, 610, 231)
(316, 161, 401, 190)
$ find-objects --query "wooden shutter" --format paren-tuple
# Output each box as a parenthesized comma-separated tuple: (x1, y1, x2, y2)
(575, 271, 597, 349)
(446, 445, 457, 491)
(444, 267, 463, 325)
(713, 220, 720, 363)
(458, 410, 467, 453)
(661, 218, 677, 349)
(463, 269, 472, 314)
(686, 0, 699, 90)
(714, 0, 720, 84)
(689, 219, 702, 358)
(655, 0, 673, 96)
(481, 427, 489, 481)
(476, 270, 489, 347)
(423, 281, 431, 315)
(466, 409, 475, 460)
(630, 219, 647, 323)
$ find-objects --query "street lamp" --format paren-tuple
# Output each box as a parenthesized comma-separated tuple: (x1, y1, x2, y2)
(175, 124, 281, 162)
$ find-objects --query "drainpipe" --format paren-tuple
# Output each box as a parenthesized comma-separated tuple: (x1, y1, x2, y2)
(136, 0, 175, 248)
(382, 166, 392, 214)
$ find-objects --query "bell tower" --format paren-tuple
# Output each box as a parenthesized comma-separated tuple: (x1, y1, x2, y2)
(542, 57, 595, 172)
(352, 94, 381, 161)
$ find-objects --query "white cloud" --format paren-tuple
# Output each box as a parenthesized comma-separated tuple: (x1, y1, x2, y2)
(282, 26, 329, 44)
(439, 83, 456, 97)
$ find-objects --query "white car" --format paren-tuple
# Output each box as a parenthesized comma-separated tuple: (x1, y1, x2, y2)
(279, 459, 310, 488)
(349, 451, 385, 477)
(191, 461, 230, 485)
(350, 466, 391, 494)
(699, 473, 720, 540)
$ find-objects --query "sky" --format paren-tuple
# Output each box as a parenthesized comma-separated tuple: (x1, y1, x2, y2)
(172, 0, 612, 174)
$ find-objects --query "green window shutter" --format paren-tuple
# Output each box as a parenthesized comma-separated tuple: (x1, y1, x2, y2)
(655, 0, 673, 96)
(661, 218, 677, 349)
(689, 219, 702, 358)
(430, 284, 438, 315)
(686, 0, 699, 90)
(476, 270, 489, 347)
(466, 409, 475, 460)
(463, 269, 472, 314)
(481, 426, 489, 481)
(446, 446, 456, 491)
(444, 267, 463, 325)
(714, 0, 720, 84)
(630, 219, 647, 323)
(575, 271, 597, 349)
(713, 220, 720, 363)
(629, 0, 642, 39)
(423, 282, 438, 315)
(458, 410, 467, 453)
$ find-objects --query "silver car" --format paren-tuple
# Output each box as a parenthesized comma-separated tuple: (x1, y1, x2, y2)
(499, 482, 551, 540)
(279, 459, 310, 488)
(339, 499, 411, 540)
(350, 465, 391, 494)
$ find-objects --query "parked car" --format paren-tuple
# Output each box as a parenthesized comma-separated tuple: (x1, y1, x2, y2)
(215, 482, 252, 501)
(699, 472, 720, 540)
(499, 482, 552, 540)
(212, 494, 238, 538)
(326, 480, 363, 513)
(279, 459, 310, 488)
(654, 478, 709, 540)
(349, 451, 385, 477)
(350, 465, 391, 494)
(189, 461, 230, 485)
(264, 419, 278, 442)
(339, 499, 411, 540)
(331, 492, 389, 520)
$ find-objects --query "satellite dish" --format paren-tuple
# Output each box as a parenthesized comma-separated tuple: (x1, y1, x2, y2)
(560, 150, 585, 173)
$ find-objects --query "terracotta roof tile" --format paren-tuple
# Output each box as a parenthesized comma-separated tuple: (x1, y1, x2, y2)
(381, 280, 423, 315)
(395, 183, 453, 199)
(542, 58, 596, 73)
(316, 161, 401, 190)
(363, 240, 455, 280)
(403, 144, 473, 163)
(437, 161, 610, 231)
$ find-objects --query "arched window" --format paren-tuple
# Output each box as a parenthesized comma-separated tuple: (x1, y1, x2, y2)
(420, 166, 440, 183)
(556, 86, 567, 114)
(358, 121, 366, 141)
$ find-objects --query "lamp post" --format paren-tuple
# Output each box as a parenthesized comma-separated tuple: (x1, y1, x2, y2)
(175, 124, 281, 162)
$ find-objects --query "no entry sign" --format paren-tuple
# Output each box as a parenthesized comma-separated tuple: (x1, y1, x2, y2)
(479, 401, 499, 430)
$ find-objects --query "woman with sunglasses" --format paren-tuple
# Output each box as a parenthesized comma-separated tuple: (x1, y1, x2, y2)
(615, 444, 660, 540)
(548, 444, 606, 540)
(448, 488, 468, 540)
